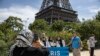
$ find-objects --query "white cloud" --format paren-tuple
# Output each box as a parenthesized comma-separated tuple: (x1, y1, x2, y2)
(90, 8, 100, 13)
(88, 6, 100, 13)
(0, 5, 38, 28)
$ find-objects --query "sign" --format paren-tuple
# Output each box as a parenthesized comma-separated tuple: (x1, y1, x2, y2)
(48, 47, 69, 56)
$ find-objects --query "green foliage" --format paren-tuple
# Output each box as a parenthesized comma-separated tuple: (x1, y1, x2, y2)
(5, 16, 23, 31)
(77, 20, 100, 41)
(65, 22, 81, 32)
(0, 16, 23, 56)
(82, 40, 88, 50)
(95, 11, 100, 21)
(51, 20, 65, 31)
(29, 19, 48, 32)
(77, 12, 100, 48)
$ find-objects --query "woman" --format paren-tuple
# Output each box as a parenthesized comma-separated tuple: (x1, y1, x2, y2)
(9, 30, 49, 56)
(32, 33, 49, 56)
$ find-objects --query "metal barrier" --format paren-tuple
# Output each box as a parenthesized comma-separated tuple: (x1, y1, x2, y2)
(48, 47, 69, 56)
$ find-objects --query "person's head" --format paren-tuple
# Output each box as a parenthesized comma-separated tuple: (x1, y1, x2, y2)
(19, 29, 34, 43)
(91, 34, 95, 37)
(57, 37, 60, 40)
(33, 33, 39, 42)
(73, 32, 78, 37)
(42, 33, 46, 37)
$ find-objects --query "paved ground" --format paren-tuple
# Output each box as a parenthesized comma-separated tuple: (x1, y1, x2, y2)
(69, 49, 100, 56)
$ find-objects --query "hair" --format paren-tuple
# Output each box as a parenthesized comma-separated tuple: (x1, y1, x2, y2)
(32, 33, 39, 42)
(91, 34, 95, 36)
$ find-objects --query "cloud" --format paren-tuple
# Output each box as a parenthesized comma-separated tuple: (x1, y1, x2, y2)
(88, 6, 100, 13)
(0, 5, 38, 28)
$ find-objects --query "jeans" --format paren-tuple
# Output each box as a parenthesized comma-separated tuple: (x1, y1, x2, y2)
(90, 47, 94, 56)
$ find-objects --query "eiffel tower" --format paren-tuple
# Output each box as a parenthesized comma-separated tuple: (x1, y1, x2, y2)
(35, 0, 78, 24)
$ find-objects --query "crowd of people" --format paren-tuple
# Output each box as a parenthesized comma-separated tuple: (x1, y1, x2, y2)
(9, 29, 97, 56)
(41, 33, 66, 48)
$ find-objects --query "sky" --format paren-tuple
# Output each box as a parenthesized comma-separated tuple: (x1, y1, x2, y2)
(0, 0, 100, 27)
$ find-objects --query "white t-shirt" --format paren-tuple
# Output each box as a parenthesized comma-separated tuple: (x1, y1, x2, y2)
(62, 40, 66, 47)
(56, 41, 60, 47)
(89, 37, 97, 47)
(46, 40, 51, 47)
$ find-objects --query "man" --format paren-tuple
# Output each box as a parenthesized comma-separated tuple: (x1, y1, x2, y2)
(68, 32, 82, 56)
(89, 34, 97, 56)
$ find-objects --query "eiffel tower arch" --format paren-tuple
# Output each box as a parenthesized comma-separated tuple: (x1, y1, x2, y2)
(35, 0, 78, 24)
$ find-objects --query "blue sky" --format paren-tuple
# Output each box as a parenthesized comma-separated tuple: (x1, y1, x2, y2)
(0, 0, 100, 24)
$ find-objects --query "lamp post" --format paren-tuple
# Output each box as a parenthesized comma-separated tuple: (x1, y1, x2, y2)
(23, 18, 29, 30)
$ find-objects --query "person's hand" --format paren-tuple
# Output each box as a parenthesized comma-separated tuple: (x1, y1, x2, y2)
(95, 40, 97, 43)
(67, 43, 71, 46)
(80, 47, 83, 50)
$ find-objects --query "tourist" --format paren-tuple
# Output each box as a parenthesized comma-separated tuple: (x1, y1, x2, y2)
(45, 37, 51, 47)
(87, 39, 91, 54)
(89, 34, 97, 56)
(68, 32, 82, 56)
(9, 30, 49, 56)
(62, 38, 66, 47)
(32, 33, 49, 56)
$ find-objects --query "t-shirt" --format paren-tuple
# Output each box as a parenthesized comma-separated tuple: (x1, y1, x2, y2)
(89, 37, 97, 47)
(71, 36, 80, 48)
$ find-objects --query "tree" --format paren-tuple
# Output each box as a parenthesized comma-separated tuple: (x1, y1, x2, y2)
(5, 16, 23, 31)
(65, 22, 81, 32)
(95, 11, 100, 21)
(29, 19, 48, 32)
(51, 20, 65, 31)
(0, 16, 23, 56)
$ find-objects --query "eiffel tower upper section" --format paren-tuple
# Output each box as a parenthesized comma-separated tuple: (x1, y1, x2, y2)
(35, 0, 78, 24)
(40, 0, 73, 11)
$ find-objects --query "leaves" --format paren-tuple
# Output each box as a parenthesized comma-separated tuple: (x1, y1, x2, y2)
(51, 20, 65, 31)
(29, 19, 48, 32)
(0, 16, 23, 56)
(95, 11, 100, 21)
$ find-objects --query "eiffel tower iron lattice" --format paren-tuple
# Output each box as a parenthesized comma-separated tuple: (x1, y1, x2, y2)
(35, 0, 79, 24)
(40, 0, 73, 11)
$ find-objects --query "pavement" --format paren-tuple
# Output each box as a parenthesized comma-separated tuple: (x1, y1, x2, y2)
(69, 49, 100, 56)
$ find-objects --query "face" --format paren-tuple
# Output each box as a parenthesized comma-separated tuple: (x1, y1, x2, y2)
(73, 33, 77, 37)
(92, 35, 95, 37)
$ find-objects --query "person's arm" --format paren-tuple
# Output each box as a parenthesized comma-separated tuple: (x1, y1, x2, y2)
(78, 37, 83, 48)
(94, 37, 97, 43)
(80, 40, 83, 48)
(68, 40, 72, 46)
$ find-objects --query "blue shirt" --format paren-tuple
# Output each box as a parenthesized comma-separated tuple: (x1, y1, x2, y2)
(71, 36, 80, 48)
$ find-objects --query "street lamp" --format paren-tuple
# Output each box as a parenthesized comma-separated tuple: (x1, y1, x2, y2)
(23, 18, 29, 30)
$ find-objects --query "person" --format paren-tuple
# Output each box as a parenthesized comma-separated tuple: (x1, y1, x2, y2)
(68, 32, 82, 56)
(9, 29, 49, 56)
(62, 38, 66, 47)
(45, 37, 51, 47)
(48, 37, 54, 47)
(56, 40, 60, 47)
(89, 34, 97, 56)
(87, 39, 90, 54)
(9, 30, 33, 56)
(42, 37, 46, 47)
(32, 33, 49, 56)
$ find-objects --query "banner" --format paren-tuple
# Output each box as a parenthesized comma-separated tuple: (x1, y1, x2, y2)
(48, 47, 69, 56)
